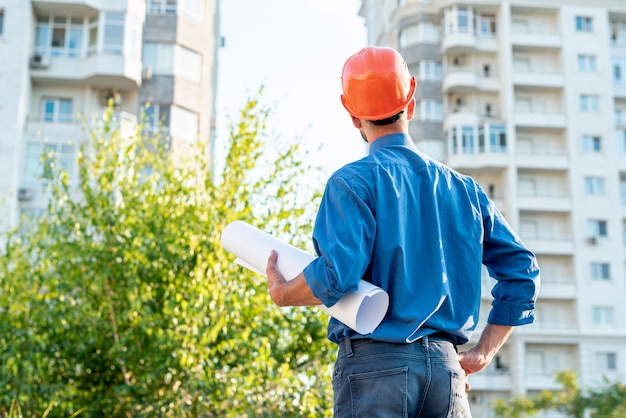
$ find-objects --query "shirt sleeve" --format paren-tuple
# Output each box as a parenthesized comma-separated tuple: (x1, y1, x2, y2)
(302, 174, 376, 308)
(479, 185, 541, 326)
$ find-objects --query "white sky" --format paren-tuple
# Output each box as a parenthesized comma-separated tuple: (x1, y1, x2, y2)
(214, 0, 369, 178)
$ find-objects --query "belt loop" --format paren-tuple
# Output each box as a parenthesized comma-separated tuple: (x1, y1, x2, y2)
(343, 338, 354, 358)
(420, 335, 429, 348)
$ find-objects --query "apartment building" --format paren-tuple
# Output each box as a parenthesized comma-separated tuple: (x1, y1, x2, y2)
(0, 0, 219, 233)
(360, 0, 626, 416)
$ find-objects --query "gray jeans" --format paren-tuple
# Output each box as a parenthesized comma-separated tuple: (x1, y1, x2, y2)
(332, 335, 472, 418)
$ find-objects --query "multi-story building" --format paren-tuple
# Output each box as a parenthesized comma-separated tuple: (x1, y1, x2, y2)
(360, 0, 626, 416)
(0, 0, 220, 233)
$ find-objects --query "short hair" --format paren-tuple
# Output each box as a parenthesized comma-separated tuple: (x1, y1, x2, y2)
(370, 110, 404, 126)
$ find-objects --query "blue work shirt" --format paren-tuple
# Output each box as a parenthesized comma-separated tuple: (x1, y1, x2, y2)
(303, 133, 540, 345)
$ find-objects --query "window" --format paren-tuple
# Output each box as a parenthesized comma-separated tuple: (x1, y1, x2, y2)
(461, 126, 474, 154)
(479, 124, 506, 153)
(591, 262, 610, 280)
(148, 0, 176, 14)
(0, 10, 4, 36)
(170, 106, 199, 141)
(611, 23, 626, 46)
(576, 16, 593, 32)
(35, 15, 86, 58)
(23, 142, 76, 187)
(144, 103, 171, 132)
(592, 306, 614, 325)
(42, 98, 72, 123)
(621, 180, 626, 205)
(180, 0, 204, 22)
(418, 60, 442, 81)
(144, 43, 201, 83)
(457, 8, 471, 33)
(399, 22, 440, 47)
(614, 58, 626, 84)
(103, 13, 124, 54)
(580, 95, 599, 112)
(477, 14, 496, 37)
(417, 100, 443, 121)
(595, 352, 617, 371)
(174, 45, 201, 83)
(578, 54, 597, 72)
(585, 176, 605, 195)
(582, 135, 601, 153)
(588, 219, 608, 238)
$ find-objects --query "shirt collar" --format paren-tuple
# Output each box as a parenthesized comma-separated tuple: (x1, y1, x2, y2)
(368, 133, 415, 155)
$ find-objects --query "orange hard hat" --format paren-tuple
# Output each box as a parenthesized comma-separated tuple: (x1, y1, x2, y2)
(340, 46, 416, 121)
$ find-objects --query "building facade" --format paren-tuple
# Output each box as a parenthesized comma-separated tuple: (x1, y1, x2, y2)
(360, 0, 626, 416)
(0, 0, 220, 232)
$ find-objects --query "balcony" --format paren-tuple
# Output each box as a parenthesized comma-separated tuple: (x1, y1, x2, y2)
(517, 192, 571, 212)
(521, 236, 574, 255)
(512, 69, 564, 88)
(516, 150, 568, 170)
(510, 28, 561, 49)
(31, 0, 135, 15)
(30, 53, 142, 90)
(467, 370, 511, 391)
(442, 32, 498, 54)
(443, 68, 499, 93)
(514, 109, 566, 129)
(539, 281, 577, 299)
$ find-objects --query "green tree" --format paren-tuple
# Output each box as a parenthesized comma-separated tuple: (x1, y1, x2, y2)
(493, 371, 626, 418)
(0, 95, 334, 417)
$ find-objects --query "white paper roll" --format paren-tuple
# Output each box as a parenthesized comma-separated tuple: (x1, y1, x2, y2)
(220, 220, 389, 334)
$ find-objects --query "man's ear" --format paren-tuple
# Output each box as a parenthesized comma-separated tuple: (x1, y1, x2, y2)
(407, 98, 416, 121)
(351, 115, 363, 129)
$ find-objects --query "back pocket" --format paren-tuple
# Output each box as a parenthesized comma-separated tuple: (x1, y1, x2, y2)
(348, 366, 408, 418)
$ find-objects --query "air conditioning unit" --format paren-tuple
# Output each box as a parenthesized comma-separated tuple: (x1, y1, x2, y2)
(587, 236, 597, 245)
(141, 65, 153, 81)
(30, 54, 50, 69)
(18, 188, 34, 201)
(101, 90, 123, 109)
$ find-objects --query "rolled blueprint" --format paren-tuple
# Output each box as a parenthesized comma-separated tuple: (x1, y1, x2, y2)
(220, 220, 389, 335)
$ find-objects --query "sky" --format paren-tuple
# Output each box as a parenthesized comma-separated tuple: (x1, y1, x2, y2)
(214, 0, 369, 178)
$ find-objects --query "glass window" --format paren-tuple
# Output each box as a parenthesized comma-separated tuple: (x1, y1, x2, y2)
(577, 54, 596, 72)
(143, 103, 171, 132)
(591, 262, 610, 280)
(595, 352, 617, 371)
(461, 126, 474, 154)
(576, 16, 593, 32)
(148, 0, 177, 15)
(417, 100, 442, 121)
(588, 219, 608, 238)
(103, 13, 124, 55)
(174, 45, 201, 83)
(582, 135, 601, 152)
(488, 124, 506, 152)
(457, 8, 470, 33)
(585, 176, 605, 195)
(612, 23, 626, 46)
(35, 15, 86, 57)
(580, 95, 599, 112)
(42, 98, 73, 123)
(23, 142, 76, 186)
(0, 10, 4, 35)
(421, 60, 442, 81)
(400, 22, 440, 47)
(180, 0, 204, 22)
(592, 306, 613, 324)
(170, 106, 198, 141)
(143, 42, 174, 74)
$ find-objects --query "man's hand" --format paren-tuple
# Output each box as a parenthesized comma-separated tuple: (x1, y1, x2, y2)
(458, 324, 514, 390)
(265, 250, 322, 307)
(266, 250, 287, 305)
